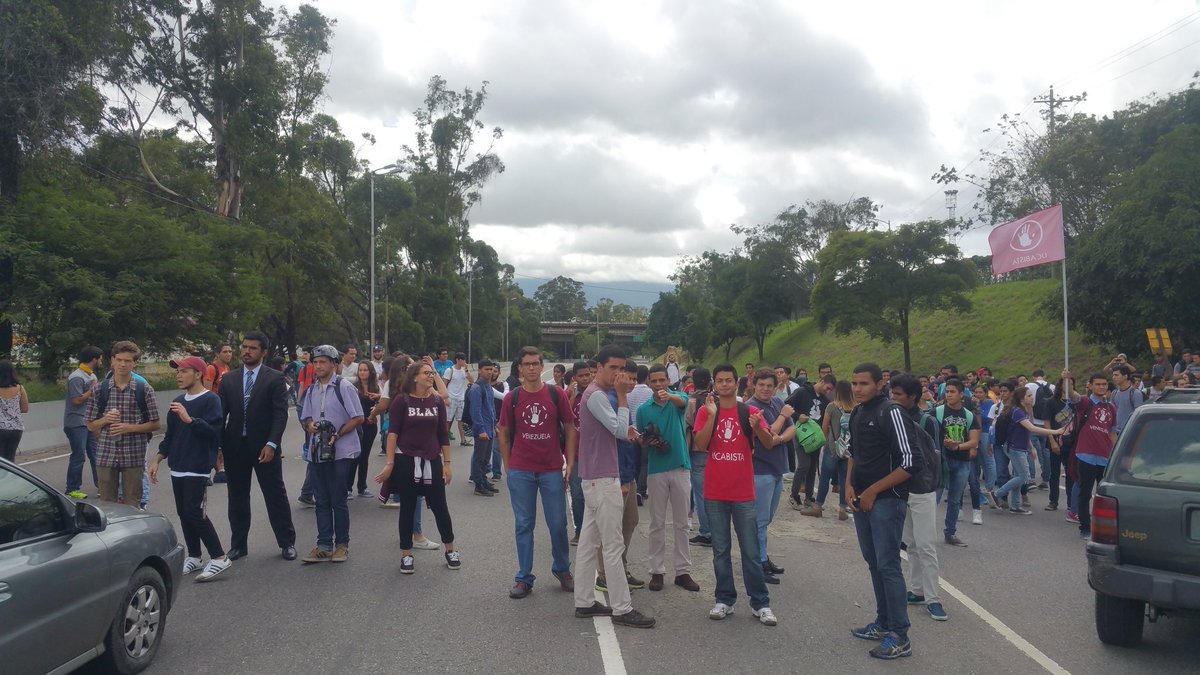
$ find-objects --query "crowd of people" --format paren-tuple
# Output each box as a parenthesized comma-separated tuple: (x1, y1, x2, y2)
(5, 337, 1197, 661)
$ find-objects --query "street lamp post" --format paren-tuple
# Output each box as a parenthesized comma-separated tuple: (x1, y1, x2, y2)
(369, 163, 402, 351)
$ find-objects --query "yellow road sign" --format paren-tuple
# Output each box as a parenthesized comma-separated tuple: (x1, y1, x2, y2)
(1146, 328, 1173, 355)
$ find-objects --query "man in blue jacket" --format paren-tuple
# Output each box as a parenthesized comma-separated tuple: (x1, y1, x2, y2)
(469, 359, 501, 496)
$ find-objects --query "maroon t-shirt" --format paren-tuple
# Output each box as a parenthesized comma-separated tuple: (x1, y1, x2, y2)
(499, 384, 576, 473)
(388, 393, 449, 460)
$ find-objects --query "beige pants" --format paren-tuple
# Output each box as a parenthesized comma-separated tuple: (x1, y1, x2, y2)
(575, 477, 632, 613)
(647, 468, 692, 576)
(98, 466, 145, 505)
(597, 480, 639, 578)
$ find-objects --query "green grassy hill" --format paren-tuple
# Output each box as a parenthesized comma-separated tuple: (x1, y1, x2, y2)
(695, 279, 1114, 380)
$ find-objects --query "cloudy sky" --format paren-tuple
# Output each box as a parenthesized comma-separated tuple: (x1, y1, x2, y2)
(298, 0, 1200, 302)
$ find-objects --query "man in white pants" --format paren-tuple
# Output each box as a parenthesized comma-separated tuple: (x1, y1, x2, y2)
(636, 365, 701, 592)
(890, 375, 948, 622)
(573, 345, 655, 628)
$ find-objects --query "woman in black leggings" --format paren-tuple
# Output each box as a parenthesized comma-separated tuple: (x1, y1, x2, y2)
(348, 361, 380, 497)
(375, 359, 459, 574)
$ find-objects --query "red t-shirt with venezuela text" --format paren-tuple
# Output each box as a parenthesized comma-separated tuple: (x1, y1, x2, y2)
(499, 384, 576, 473)
(695, 404, 768, 503)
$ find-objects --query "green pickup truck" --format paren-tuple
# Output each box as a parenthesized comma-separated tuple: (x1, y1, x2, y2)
(1086, 398, 1200, 647)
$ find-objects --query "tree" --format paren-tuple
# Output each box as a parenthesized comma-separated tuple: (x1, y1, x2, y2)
(738, 241, 793, 361)
(534, 276, 587, 321)
(1063, 123, 1200, 354)
(108, 1, 334, 219)
(811, 221, 978, 371)
(734, 197, 880, 313)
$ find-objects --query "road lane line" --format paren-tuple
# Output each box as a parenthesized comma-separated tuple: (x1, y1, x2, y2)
(566, 485, 629, 675)
(901, 551, 1072, 675)
(19, 452, 71, 465)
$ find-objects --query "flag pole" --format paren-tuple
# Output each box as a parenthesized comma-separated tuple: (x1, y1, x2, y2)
(1061, 260, 1070, 373)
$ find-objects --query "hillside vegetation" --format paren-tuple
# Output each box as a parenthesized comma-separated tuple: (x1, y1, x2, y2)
(697, 279, 1115, 379)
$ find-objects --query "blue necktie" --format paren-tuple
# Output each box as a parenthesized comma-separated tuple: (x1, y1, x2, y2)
(243, 369, 256, 436)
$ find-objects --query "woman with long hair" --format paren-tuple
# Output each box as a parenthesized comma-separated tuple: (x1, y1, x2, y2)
(347, 361, 381, 498)
(0, 359, 30, 462)
(802, 380, 854, 521)
(375, 360, 459, 574)
(989, 385, 1064, 515)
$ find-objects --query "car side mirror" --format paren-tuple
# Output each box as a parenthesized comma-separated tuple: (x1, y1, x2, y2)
(75, 501, 108, 533)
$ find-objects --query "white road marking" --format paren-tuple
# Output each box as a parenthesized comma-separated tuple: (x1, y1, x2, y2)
(19, 452, 71, 465)
(566, 485, 629, 675)
(902, 551, 1072, 675)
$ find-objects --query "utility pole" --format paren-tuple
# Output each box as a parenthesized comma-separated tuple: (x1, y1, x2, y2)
(1033, 85, 1086, 204)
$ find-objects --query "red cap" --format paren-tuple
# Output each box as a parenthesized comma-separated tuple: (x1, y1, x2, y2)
(170, 356, 208, 373)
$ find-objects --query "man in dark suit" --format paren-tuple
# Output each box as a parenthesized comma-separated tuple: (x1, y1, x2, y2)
(218, 330, 297, 560)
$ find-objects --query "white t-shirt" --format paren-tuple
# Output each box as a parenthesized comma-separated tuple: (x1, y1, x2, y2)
(444, 366, 469, 400)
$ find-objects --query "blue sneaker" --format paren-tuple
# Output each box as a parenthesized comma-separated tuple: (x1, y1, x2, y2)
(851, 622, 888, 641)
(927, 603, 948, 621)
(869, 633, 913, 659)
(906, 591, 925, 605)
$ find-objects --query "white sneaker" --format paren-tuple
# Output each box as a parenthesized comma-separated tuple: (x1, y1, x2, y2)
(412, 537, 441, 550)
(782, 472, 795, 482)
(709, 603, 734, 620)
(972, 509, 983, 525)
(182, 556, 203, 575)
(753, 606, 778, 626)
(196, 557, 231, 582)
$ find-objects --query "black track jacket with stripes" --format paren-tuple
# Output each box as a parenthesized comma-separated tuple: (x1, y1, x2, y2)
(847, 394, 923, 501)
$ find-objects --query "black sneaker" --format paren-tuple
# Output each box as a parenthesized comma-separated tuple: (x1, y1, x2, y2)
(1044, 503, 1059, 511)
(612, 609, 656, 629)
(486, 482, 500, 493)
(297, 496, 315, 508)
(575, 601, 613, 618)
(445, 550, 462, 570)
(944, 535, 968, 547)
(595, 576, 608, 592)
(762, 564, 780, 585)
(625, 571, 646, 589)
(765, 558, 785, 575)
(473, 486, 495, 497)
(400, 555, 415, 574)
(689, 534, 712, 547)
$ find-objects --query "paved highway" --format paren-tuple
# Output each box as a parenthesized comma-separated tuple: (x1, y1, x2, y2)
(19, 408, 1195, 674)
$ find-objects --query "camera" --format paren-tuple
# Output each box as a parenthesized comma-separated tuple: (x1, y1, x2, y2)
(313, 420, 338, 462)
(642, 422, 669, 453)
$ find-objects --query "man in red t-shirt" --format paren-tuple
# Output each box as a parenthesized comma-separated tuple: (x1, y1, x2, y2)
(694, 364, 780, 626)
(497, 346, 579, 599)
(203, 343, 233, 483)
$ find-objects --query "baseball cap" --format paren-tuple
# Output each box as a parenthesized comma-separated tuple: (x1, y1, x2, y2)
(170, 356, 208, 372)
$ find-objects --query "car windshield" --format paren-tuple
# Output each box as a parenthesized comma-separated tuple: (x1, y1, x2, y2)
(1114, 414, 1200, 487)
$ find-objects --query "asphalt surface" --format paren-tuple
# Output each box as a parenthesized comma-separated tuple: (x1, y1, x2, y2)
(19, 416, 1196, 674)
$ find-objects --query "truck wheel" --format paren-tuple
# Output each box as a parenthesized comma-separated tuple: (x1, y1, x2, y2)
(1095, 591, 1145, 647)
(99, 567, 168, 674)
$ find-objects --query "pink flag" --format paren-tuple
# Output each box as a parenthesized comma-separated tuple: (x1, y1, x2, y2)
(988, 204, 1066, 276)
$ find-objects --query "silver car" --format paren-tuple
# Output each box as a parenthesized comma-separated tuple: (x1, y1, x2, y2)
(0, 458, 183, 674)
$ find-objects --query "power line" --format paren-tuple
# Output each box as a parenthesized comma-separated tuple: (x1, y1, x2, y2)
(1103, 36, 1200, 84)
(1055, 10, 1200, 87)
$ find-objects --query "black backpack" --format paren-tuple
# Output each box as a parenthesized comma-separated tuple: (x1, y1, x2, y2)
(993, 407, 1012, 447)
(462, 384, 475, 427)
(909, 411, 942, 494)
(1031, 382, 1053, 420)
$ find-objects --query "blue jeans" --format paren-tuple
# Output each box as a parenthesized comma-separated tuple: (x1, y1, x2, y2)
(853, 497, 911, 642)
(64, 426, 98, 493)
(975, 431, 996, 494)
(569, 462, 584, 535)
(508, 469, 571, 586)
(689, 451, 710, 537)
(492, 445, 503, 476)
(1032, 435, 1051, 483)
(994, 441, 1011, 488)
(753, 473, 783, 563)
(705, 499, 769, 611)
(995, 445, 1031, 506)
(816, 451, 847, 508)
(940, 460, 971, 537)
(311, 459, 354, 550)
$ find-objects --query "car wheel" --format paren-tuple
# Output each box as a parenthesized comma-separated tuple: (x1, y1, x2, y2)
(1094, 591, 1145, 647)
(100, 567, 168, 674)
